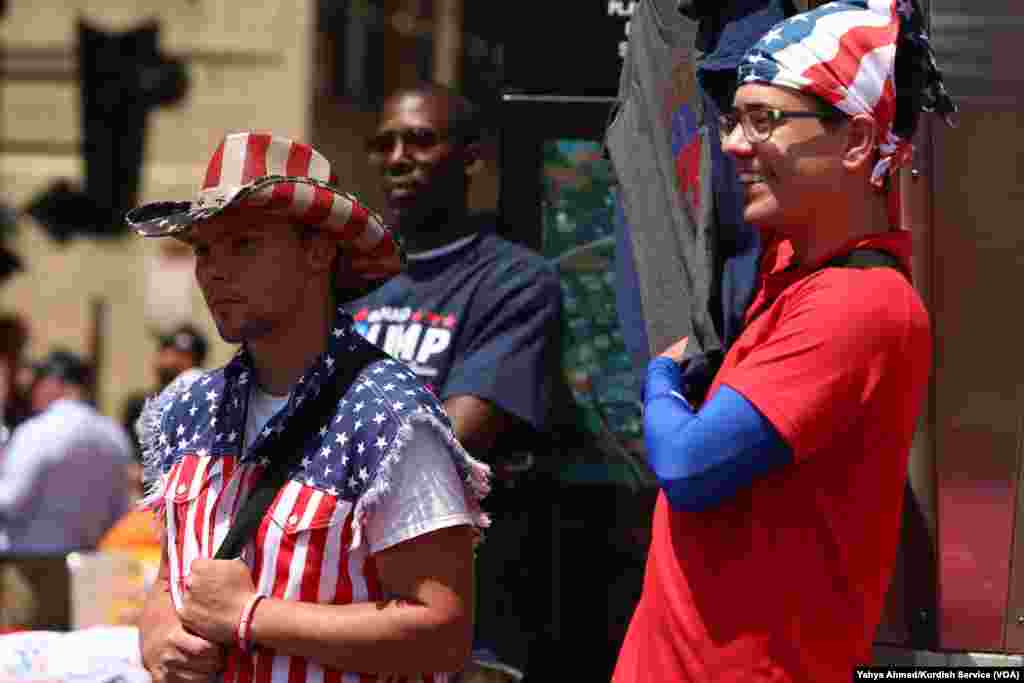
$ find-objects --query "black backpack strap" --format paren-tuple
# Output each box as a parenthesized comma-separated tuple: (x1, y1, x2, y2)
(824, 248, 908, 278)
(214, 343, 389, 560)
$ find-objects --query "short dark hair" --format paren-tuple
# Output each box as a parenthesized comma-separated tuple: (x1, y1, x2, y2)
(289, 222, 372, 304)
(292, 221, 320, 241)
(385, 82, 485, 145)
(811, 94, 847, 130)
(157, 323, 208, 366)
(33, 348, 92, 388)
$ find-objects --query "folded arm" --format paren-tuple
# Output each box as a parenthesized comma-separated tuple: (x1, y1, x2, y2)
(644, 356, 792, 512)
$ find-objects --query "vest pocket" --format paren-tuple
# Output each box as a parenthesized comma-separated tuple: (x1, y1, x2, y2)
(267, 480, 351, 537)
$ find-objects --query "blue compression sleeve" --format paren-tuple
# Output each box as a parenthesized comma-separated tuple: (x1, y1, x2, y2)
(644, 357, 793, 512)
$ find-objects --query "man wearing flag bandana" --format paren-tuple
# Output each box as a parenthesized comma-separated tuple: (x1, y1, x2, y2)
(127, 132, 490, 683)
(614, 1, 955, 681)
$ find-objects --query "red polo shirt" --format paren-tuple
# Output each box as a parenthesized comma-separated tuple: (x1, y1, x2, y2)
(614, 231, 931, 683)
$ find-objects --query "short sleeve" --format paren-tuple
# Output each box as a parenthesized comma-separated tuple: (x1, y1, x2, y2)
(441, 255, 561, 432)
(718, 270, 928, 463)
(366, 421, 475, 554)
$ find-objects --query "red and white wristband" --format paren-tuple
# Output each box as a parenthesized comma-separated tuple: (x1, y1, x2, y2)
(237, 593, 266, 653)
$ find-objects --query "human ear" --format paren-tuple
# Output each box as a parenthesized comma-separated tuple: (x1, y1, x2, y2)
(305, 230, 337, 275)
(841, 114, 879, 174)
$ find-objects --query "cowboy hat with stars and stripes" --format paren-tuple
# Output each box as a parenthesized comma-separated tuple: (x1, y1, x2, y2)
(126, 131, 404, 286)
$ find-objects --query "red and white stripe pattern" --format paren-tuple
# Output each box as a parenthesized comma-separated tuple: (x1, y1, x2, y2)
(162, 452, 448, 683)
(738, 0, 913, 188)
(130, 131, 402, 281)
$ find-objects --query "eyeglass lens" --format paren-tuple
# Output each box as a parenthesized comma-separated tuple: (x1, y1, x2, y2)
(718, 110, 774, 142)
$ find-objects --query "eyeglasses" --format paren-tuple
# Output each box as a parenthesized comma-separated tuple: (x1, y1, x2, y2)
(717, 108, 840, 144)
(366, 127, 447, 159)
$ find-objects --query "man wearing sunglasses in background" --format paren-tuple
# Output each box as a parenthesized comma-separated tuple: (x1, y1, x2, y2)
(349, 83, 562, 680)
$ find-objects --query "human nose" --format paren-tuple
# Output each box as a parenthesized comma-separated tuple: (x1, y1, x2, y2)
(720, 122, 753, 158)
(369, 132, 409, 167)
(383, 137, 412, 168)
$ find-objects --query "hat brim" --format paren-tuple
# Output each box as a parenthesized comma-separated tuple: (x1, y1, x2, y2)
(126, 176, 405, 295)
(126, 200, 220, 237)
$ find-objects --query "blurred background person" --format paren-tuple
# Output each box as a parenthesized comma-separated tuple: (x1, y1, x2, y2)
(1, 348, 134, 553)
(0, 349, 134, 630)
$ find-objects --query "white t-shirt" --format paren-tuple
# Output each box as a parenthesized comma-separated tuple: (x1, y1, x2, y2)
(243, 385, 472, 554)
(243, 385, 290, 453)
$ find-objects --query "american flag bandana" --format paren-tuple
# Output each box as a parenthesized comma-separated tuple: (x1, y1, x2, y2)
(736, 0, 952, 190)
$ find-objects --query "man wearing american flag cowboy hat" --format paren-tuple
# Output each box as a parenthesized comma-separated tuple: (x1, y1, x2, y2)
(615, 0, 955, 680)
(130, 131, 490, 683)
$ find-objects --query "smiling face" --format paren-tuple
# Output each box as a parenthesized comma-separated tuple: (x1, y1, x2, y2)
(188, 210, 330, 345)
(722, 83, 848, 241)
(368, 91, 473, 232)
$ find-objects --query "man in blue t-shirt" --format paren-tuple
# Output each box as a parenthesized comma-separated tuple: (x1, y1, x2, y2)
(350, 82, 562, 679)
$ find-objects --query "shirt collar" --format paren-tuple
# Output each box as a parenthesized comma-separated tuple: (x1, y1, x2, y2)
(762, 230, 913, 278)
(218, 307, 360, 461)
(405, 233, 480, 261)
(745, 230, 914, 328)
(46, 398, 87, 412)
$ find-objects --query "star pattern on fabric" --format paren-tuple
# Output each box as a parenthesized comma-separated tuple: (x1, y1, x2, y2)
(155, 311, 457, 503)
(733, 0, 928, 190)
(762, 26, 784, 44)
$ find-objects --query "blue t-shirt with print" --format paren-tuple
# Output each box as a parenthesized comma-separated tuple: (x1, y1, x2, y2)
(347, 216, 561, 462)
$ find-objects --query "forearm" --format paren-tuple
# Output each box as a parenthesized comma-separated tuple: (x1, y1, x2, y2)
(445, 396, 496, 454)
(644, 357, 792, 511)
(248, 595, 471, 674)
(643, 357, 699, 489)
(443, 394, 516, 461)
